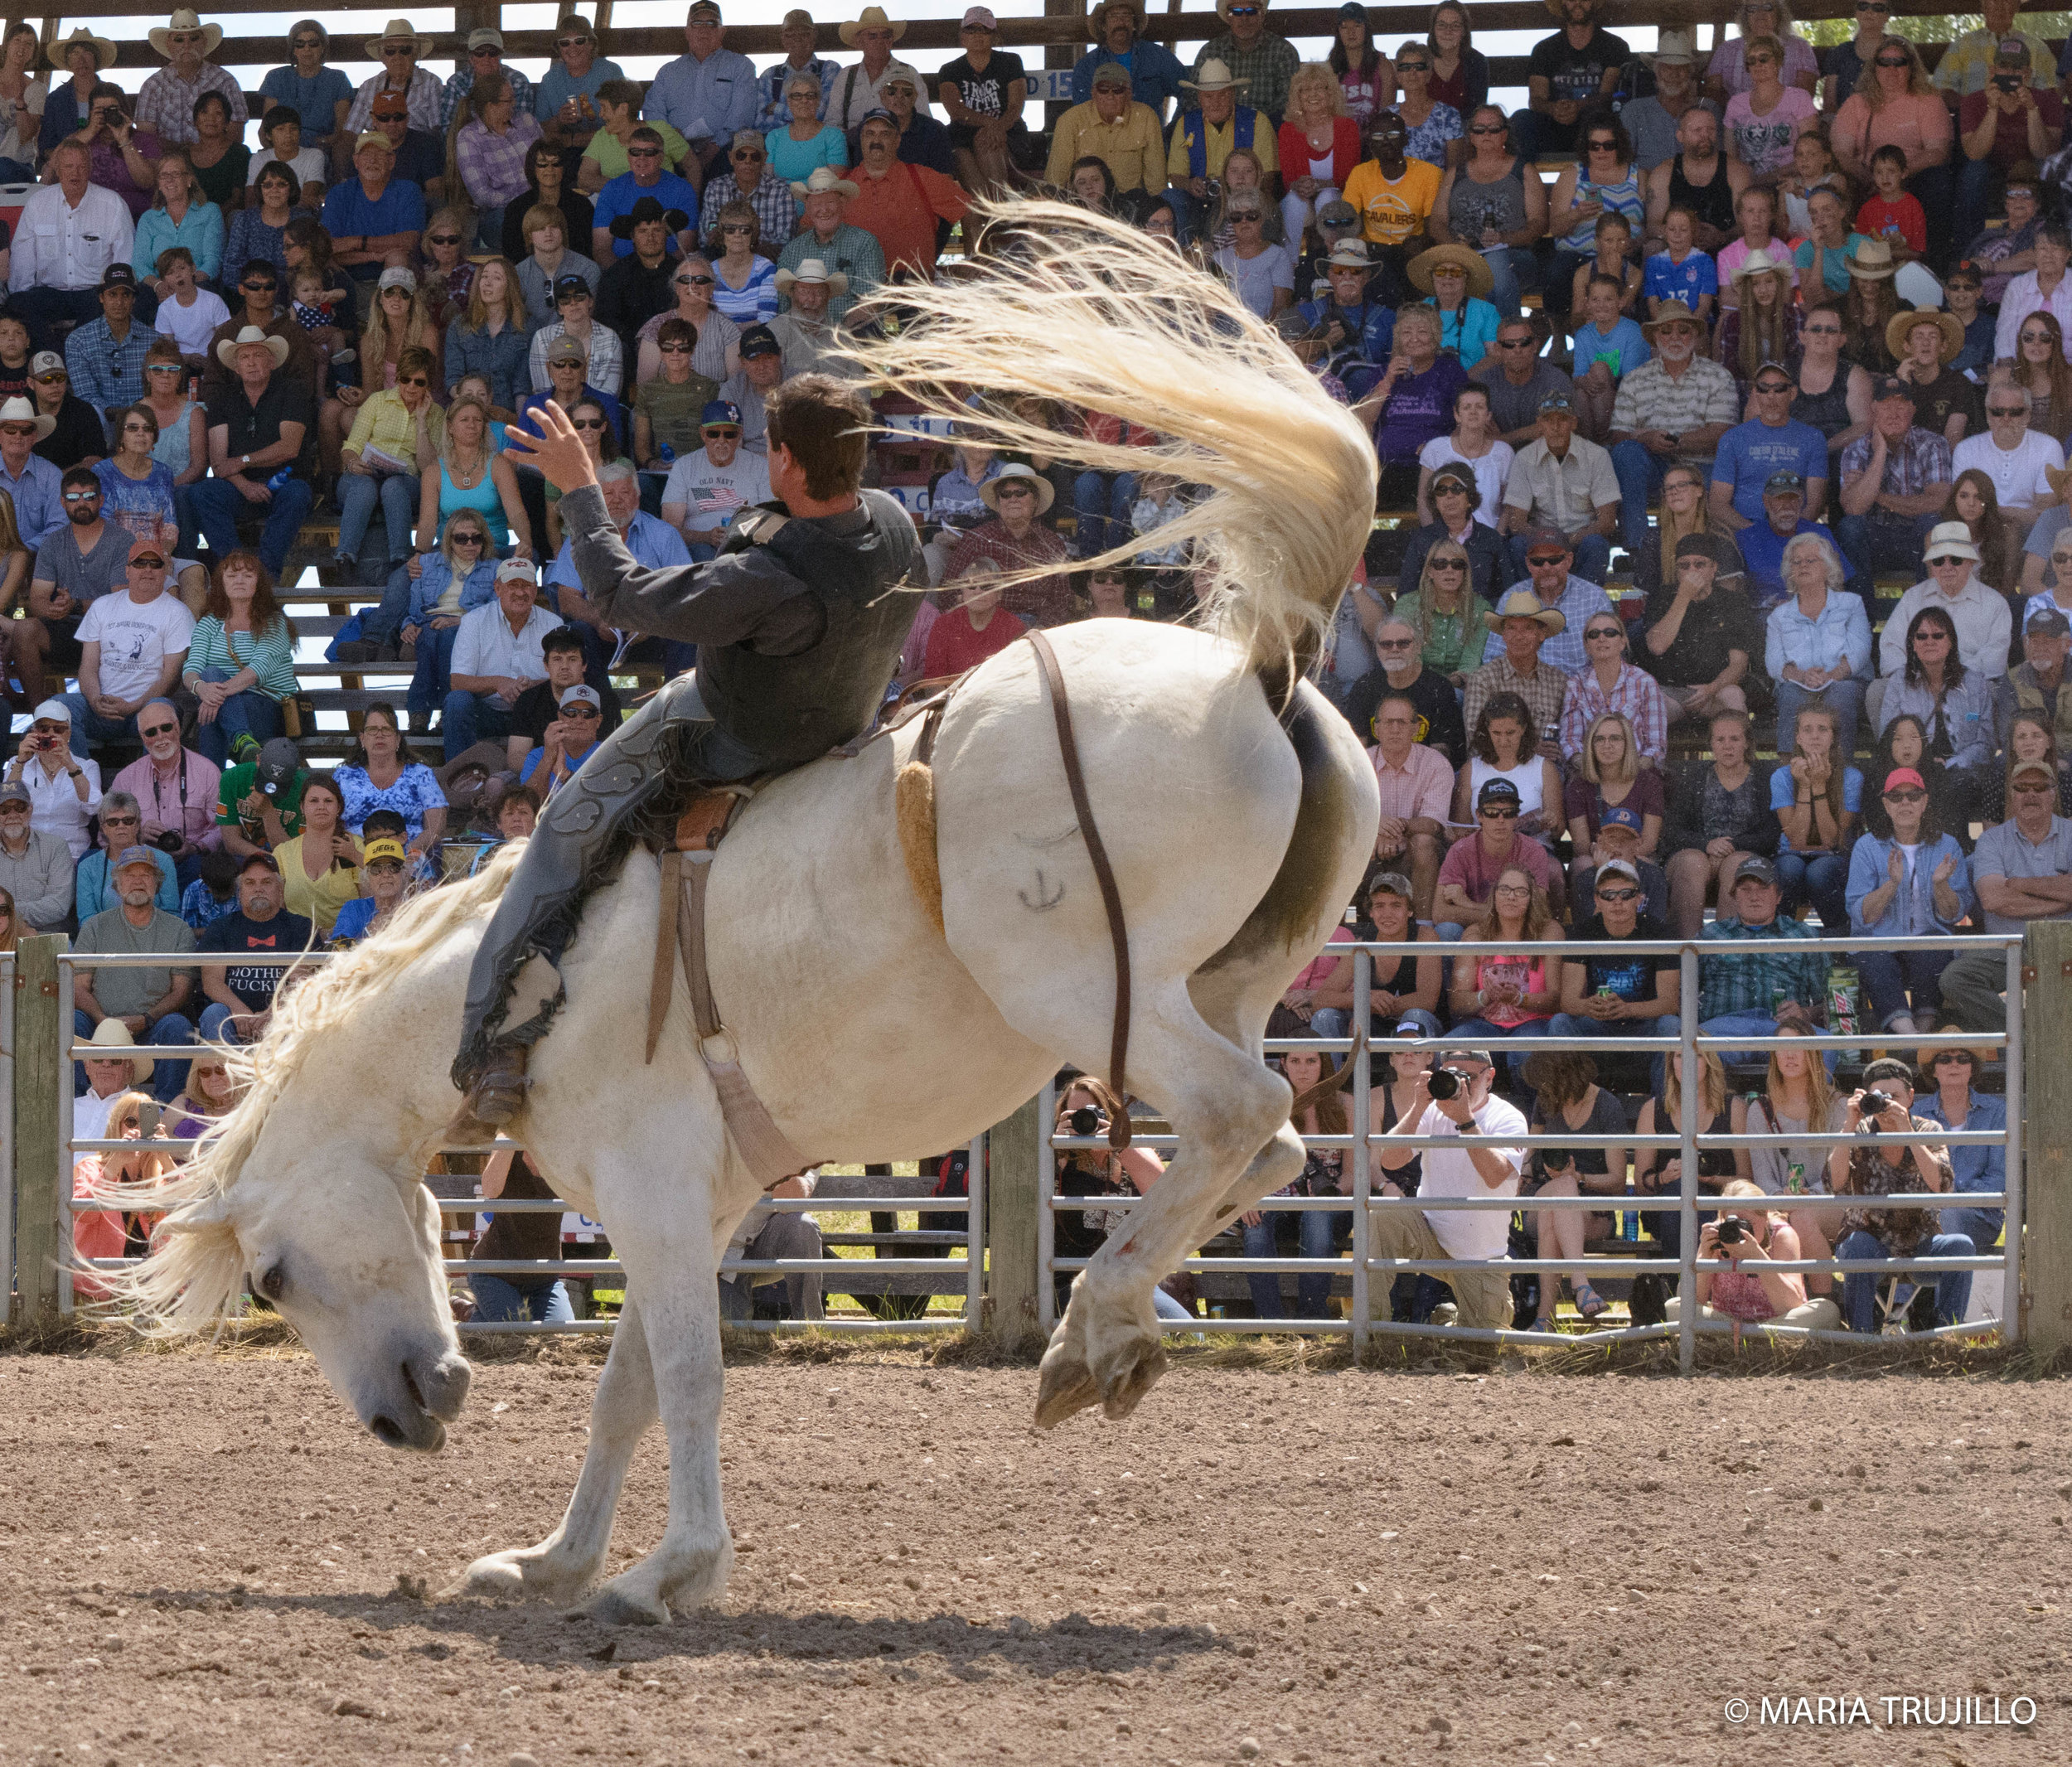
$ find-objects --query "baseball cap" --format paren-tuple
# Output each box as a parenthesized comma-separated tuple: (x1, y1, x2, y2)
(2010, 758, 2056, 783)
(371, 90, 409, 117)
(238, 850, 281, 875)
(495, 556, 538, 584)
(738, 323, 781, 360)
(1995, 36, 2030, 64)
(467, 26, 506, 50)
(362, 836, 409, 867)
(377, 264, 417, 293)
(0, 777, 30, 807)
(1476, 777, 1522, 811)
(111, 844, 161, 874)
(1872, 375, 1916, 402)
(2027, 607, 2072, 637)
(1596, 857, 1642, 886)
(558, 684, 603, 711)
(99, 263, 135, 290)
(353, 130, 392, 155)
(700, 399, 743, 428)
(688, 0, 723, 17)
(1368, 871, 1412, 899)
(1732, 855, 1778, 888)
(554, 273, 591, 302)
(544, 334, 587, 365)
(962, 5, 998, 27)
(127, 533, 167, 565)
(1599, 805, 1645, 835)
(254, 737, 302, 795)
(1882, 766, 1929, 794)
(1764, 470, 1805, 495)
(1674, 530, 1736, 568)
(1091, 60, 1131, 89)
(28, 351, 64, 379)
(31, 696, 70, 725)
(858, 106, 898, 129)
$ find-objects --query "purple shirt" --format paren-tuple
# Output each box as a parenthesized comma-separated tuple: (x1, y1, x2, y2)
(1372, 355, 1469, 467)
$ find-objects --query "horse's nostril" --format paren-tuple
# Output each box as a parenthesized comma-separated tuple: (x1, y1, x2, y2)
(370, 1415, 406, 1445)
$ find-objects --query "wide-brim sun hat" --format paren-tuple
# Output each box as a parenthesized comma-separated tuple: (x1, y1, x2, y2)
(1731, 247, 1789, 283)
(365, 18, 437, 59)
(1641, 298, 1704, 339)
(1922, 520, 1981, 564)
(148, 9, 224, 58)
(1884, 307, 1965, 365)
(85, 1017, 152, 1086)
(774, 257, 850, 294)
(1181, 57, 1250, 93)
(978, 462, 1055, 515)
(0, 396, 55, 441)
(1407, 243, 1493, 300)
(49, 27, 117, 71)
(1481, 588, 1566, 635)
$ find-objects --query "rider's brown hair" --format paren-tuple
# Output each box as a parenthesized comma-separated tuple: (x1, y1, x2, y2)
(764, 374, 870, 501)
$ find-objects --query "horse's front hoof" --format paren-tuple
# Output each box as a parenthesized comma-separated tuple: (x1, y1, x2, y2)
(583, 1585, 670, 1628)
(1034, 1349, 1101, 1429)
(1097, 1336, 1169, 1420)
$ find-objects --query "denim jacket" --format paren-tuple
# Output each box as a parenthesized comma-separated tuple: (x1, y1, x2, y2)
(1845, 830, 1976, 936)
(407, 555, 500, 626)
(1875, 671, 1999, 773)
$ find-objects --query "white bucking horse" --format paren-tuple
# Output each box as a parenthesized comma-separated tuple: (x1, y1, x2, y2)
(113, 206, 1382, 1624)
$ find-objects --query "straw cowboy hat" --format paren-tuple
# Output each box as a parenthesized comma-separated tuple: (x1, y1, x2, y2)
(1408, 243, 1493, 301)
(978, 462, 1055, 515)
(1648, 27, 1699, 66)
(1844, 237, 1896, 280)
(1481, 588, 1567, 635)
(1324, 240, 1377, 270)
(1884, 307, 1966, 365)
(1731, 247, 1790, 283)
(149, 9, 224, 58)
(48, 27, 116, 72)
(1640, 298, 1705, 339)
(774, 257, 850, 295)
(364, 19, 437, 60)
(791, 165, 860, 202)
(1182, 58, 1250, 94)
(840, 6, 908, 45)
(1089, 0, 1148, 31)
(85, 1018, 152, 1087)
(214, 326, 292, 371)
(0, 396, 56, 442)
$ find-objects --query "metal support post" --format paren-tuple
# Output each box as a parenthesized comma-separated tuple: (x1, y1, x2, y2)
(11, 937, 65, 1324)
(1677, 945, 1699, 1375)
(1349, 951, 1372, 1357)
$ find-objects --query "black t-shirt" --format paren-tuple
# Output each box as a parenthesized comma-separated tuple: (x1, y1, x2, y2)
(0, 357, 32, 405)
(1572, 912, 1677, 1003)
(197, 908, 317, 1009)
(1528, 27, 1633, 109)
(1902, 367, 1981, 443)
(512, 674, 624, 748)
(206, 375, 317, 483)
(34, 395, 109, 472)
(1342, 662, 1469, 768)
(937, 51, 1028, 141)
(1641, 583, 1762, 688)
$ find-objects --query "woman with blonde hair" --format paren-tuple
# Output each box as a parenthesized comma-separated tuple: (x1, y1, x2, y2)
(415, 208, 481, 333)
(1276, 62, 1359, 248)
(444, 255, 530, 414)
(1831, 33, 1955, 261)
(706, 198, 777, 326)
(1635, 463, 1741, 603)
(1563, 705, 1666, 899)
(1669, 1179, 1842, 1332)
(322, 269, 442, 482)
(1748, 1021, 1846, 1297)
(1448, 863, 1563, 1084)
(1633, 1047, 1750, 1259)
(415, 391, 529, 556)
(72, 1091, 177, 1298)
(1706, 0, 1821, 104)
(1392, 532, 1490, 683)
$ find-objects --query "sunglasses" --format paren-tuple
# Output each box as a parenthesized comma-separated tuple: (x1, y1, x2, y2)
(139, 723, 178, 738)
(733, 151, 766, 162)
(1481, 806, 1519, 820)
(627, 147, 662, 159)
(995, 484, 1036, 498)
(145, 362, 184, 374)
(1926, 559, 1968, 570)
(1526, 554, 1565, 568)
(659, 341, 692, 354)
(1803, 322, 1842, 335)
(556, 35, 591, 48)
(1586, 138, 1618, 151)
(1374, 637, 1416, 650)
(2012, 781, 2055, 794)
(428, 234, 462, 246)
(292, 36, 322, 48)
(1754, 382, 1793, 395)
(700, 425, 740, 438)
(62, 490, 99, 502)
(397, 375, 428, 387)
(1989, 405, 2030, 418)
(562, 705, 601, 719)
(721, 224, 754, 235)
(1469, 123, 1506, 135)
(571, 417, 608, 431)
(1495, 337, 1534, 349)
(451, 531, 485, 545)
(101, 816, 139, 827)
(1585, 627, 1622, 640)
(1397, 61, 1428, 74)
(1915, 627, 1952, 638)
(1884, 788, 1927, 803)
(680, 274, 714, 287)
(381, 46, 416, 57)
(2022, 330, 2054, 343)
(1596, 887, 1639, 902)
(1875, 55, 1910, 68)
(1429, 559, 1467, 572)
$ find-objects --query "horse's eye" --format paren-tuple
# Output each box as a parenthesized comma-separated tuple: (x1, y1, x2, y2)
(257, 1264, 285, 1302)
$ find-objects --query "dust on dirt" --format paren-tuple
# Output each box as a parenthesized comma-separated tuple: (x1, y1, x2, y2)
(0, 1347, 2065, 1765)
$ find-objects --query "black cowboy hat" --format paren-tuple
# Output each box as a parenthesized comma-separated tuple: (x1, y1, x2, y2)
(608, 196, 690, 239)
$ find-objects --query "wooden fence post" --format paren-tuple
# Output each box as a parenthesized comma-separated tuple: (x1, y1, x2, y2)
(985, 1093, 1043, 1353)
(2026, 922, 2071, 1360)
(10, 934, 65, 1325)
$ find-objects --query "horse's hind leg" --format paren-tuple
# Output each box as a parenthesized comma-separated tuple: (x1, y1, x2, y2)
(444, 1290, 660, 1604)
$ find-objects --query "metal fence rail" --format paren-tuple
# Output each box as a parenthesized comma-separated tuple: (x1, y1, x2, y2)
(1037, 934, 2024, 1371)
(52, 947, 985, 1334)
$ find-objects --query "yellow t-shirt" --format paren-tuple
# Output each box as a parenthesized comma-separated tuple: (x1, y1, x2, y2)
(275, 835, 365, 936)
(1341, 157, 1442, 249)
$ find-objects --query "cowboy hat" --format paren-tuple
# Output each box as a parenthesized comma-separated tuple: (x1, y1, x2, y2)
(1089, 0, 1148, 29)
(1844, 237, 1896, 280)
(1640, 298, 1705, 339)
(214, 325, 291, 370)
(791, 165, 860, 201)
(0, 396, 56, 442)
(978, 462, 1055, 515)
(1324, 240, 1376, 270)
(363, 18, 437, 60)
(1922, 520, 1982, 564)
(148, 9, 224, 57)
(1181, 57, 1250, 93)
(48, 27, 116, 72)
(85, 1018, 152, 1086)
(608, 196, 690, 238)
(1649, 27, 1698, 65)
(1481, 588, 1567, 635)
(1884, 307, 1965, 365)
(774, 257, 850, 294)
(839, 5, 908, 45)
(1731, 247, 1789, 283)
(1407, 243, 1493, 300)
(437, 741, 513, 804)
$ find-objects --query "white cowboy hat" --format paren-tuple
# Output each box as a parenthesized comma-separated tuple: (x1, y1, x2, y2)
(364, 18, 437, 60)
(148, 9, 225, 58)
(774, 257, 850, 295)
(791, 165, 860, 201)
(839, 5, 908, 46)
(48, 27, 116, 72)
(0, 396, 56, 441)
(978, 462, 1055, 515)
(1731, 247, 1789, 283)
(1649, 27, 1698, 65)
(85, 1017, 152, 1086)
(214, 326, 291, 371)
(1481, 588, 1567, 636)
(1922, 520, 1982, 564)
(1181, 58, 1250, 94)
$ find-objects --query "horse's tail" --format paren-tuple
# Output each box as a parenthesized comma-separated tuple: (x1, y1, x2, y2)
(845, 201, 1377, 688)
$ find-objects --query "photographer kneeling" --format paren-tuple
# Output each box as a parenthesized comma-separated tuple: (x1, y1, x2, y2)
(1054, 1079, 1198, 1326)
(1824, 1057, 1972, 1334)
(1372, 1046, 1527, 1332)
(1664, 1179, 1841, 1333)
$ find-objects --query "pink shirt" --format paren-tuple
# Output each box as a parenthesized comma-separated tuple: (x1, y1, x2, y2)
(1832, 91, 1951, 172)
(1436, 829, 1558, 906)
(1368, 740, 1455, 825)
(1290, 924, 1353, 993)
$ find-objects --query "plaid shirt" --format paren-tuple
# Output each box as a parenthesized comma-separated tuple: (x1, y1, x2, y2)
(64, 317, 152, 429)
(946, 520, 1073, 627)
(699, 171, 799, 249)
(1560, 663, 1668, 766)
(1191, 34, 1300, 120)
(456, 112, 545, 210)
(1838, 425, 1953, 516)
(1463, 653, 1568, 746)
(1697, 913, 1829, 1021)
(346, 68, 444, 138)
(134, 63, 247, 146)
(443, 65, 538, 135)
(758, 56, 840, 131)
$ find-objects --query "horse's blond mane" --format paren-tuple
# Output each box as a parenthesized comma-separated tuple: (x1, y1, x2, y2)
(840, 200, 1377, 686)
(101, 845, 525, 1335)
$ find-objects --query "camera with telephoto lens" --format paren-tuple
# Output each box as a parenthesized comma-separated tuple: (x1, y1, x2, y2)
(1715, 1216, 1746, 1247)
(1857, 1089, 1895, 1134)
(1068, 1105, 1105, 1138)
(1427, 1067, 1468, 1101)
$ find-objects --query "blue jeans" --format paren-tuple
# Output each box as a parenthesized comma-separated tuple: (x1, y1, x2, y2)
(1837, 1227, 1973, 1333)
(1855, 947, 1953, 1029)
(362, 565, 417, 650)
(185, 474, 316, 577)
(58, 693, 141, 756)
(1482, 244, 1538, 319)
(1608, 441, 1672, 557)
(190, 665, 283, 767)
(1152, 1285, 1196, 1324)
(1833, 511, 1935, 608)
(1241, 1205, 1351, 1318)
(1072, 470, 1137, 559)
(1774, 675, 1866, 761)
(1313, 1005, 1441, 1042)
(74, 1007, 193, 1105)
(335, 467, 416, 566)
(1506, 529, 1610, 587)
(1547, 1009, 1679, 1095)
(1943, 1203, 2003, 1259)
(407, 622, 462, 720)
(1773, 850, 1850, 935)
(443, 690, 517, 761)
(1446, 1014, 1554, 1086)
(1700, 1011, 1840, 1072)
(468, 1273, 574, 1324)
(200, 1000, 263, 1044)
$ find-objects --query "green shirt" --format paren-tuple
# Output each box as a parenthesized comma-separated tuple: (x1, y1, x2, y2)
(634, 370, 721, 462)
(73, 907, 198, 1019)
(215, 761, 307, 843)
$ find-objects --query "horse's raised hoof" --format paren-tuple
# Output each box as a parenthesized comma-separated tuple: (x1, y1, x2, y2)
(437, 1556, 526, 1601)
(440, 1543, 598, 1605)
(1098, 1338, 1169, 1421)
(1033, 1350, 1101, 1430)
(583, 1585, 670, 1628)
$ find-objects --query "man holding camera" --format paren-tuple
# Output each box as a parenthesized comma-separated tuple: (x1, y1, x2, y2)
(1372, 1046, 1527, 1332)
(1823, 1056, 1973, 1334)
(1956, 40, 2064, 248)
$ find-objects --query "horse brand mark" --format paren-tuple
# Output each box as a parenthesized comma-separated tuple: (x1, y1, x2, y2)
(1019, 869, 1066, 911)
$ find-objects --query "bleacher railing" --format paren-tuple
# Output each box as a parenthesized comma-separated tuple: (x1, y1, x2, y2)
(1038, 935, 2023, 1372)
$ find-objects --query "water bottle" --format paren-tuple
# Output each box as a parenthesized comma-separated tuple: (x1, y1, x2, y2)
(264, 465, 293, 492)
(659, 443, 675, 465)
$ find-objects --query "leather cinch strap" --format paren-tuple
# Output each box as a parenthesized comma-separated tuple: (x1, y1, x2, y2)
(1024, 627, 1134, 1150)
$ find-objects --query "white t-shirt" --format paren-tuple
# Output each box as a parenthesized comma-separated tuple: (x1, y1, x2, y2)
(153, 287, 231, 357)
(76, 589, 195, 704)
(1951, 428, 2063, 513)
(1213, 241, 1295, 321)
(1416, 436, 1513, 526)
(1413, 1092, 1527, 1261)
(660, 448, 772, 538)
(249, 145, 328, 190)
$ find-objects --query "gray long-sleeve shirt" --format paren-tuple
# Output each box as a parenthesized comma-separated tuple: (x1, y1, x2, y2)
(0, 829, 75, 932)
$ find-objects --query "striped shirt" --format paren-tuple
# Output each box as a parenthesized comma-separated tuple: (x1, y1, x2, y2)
(455, 113, 545, 211)
(186, 615, 298, 701)
(1609, 357, 1741, 452)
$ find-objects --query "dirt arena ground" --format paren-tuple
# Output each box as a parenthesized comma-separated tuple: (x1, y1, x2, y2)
(0, 1343, 2065, 1767)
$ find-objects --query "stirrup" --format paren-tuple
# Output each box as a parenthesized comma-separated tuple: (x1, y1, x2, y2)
(465, 1048, 531, 1126)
